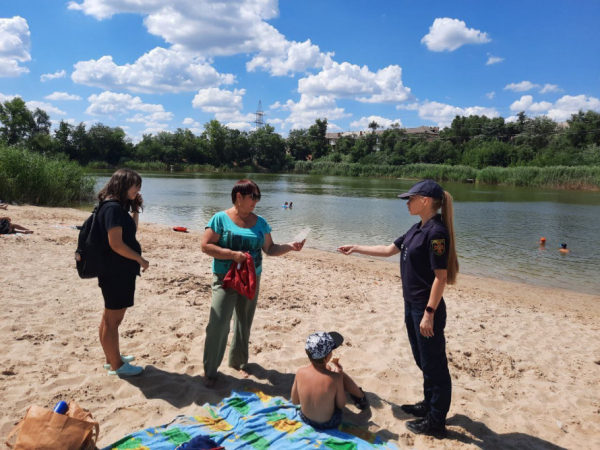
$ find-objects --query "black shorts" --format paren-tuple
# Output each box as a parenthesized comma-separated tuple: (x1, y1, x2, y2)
(98, 272, 136, 310)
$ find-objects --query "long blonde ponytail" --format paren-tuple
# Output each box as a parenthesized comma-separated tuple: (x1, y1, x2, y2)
(433, 191, 459, 284)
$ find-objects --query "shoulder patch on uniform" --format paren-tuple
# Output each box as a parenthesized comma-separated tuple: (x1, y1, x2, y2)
(431, 239, 445, 256)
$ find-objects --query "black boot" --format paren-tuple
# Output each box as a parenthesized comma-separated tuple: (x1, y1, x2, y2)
(400, 400, 429, 418)
(349, 387, 368, 410)
(405, 415, 447, 438)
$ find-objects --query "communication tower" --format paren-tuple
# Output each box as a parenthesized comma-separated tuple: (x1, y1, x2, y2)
(254, 101, 266, 129)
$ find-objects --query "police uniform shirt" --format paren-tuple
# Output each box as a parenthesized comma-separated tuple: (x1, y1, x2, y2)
(98, 200, 142, 276)
(393, 214, 449, 303)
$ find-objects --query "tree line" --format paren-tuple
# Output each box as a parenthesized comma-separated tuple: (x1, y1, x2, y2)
(1, 96, 599, 171)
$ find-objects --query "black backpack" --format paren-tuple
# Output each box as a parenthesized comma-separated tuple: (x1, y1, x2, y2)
(75, 201, 111, 279)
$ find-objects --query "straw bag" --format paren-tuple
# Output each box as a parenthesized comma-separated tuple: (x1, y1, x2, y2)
(6, 401, 99, 450)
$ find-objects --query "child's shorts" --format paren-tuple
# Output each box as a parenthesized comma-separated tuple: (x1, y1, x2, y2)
(299, 407, 342, 430)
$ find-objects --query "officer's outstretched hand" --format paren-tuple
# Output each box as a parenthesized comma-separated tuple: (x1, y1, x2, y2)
(337, 245, 356, 255)
(420, 314, 434, 338)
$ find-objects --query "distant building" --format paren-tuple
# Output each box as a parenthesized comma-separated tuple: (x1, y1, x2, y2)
(326, 126, 440, 149)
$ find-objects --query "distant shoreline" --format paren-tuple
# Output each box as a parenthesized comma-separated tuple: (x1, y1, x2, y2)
(89, 162, 600, 191)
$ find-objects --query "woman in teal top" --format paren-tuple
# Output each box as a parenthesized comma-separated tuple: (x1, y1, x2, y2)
(201, 179, 305, 388)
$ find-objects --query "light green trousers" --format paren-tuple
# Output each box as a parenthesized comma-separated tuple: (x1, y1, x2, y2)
(203, 273, 261, 378)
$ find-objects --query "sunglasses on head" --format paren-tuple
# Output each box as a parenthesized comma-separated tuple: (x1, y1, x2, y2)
(246, 192, 261, 201)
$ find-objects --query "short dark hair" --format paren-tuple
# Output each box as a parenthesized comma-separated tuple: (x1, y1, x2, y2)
(305, 349, 326, 364)
(97, 169, 142, 212)
(231, 179, 261, 204)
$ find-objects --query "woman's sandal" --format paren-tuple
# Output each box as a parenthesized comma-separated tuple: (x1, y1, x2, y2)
(103, 355, 135, 370)
(349, 387, 368, 410)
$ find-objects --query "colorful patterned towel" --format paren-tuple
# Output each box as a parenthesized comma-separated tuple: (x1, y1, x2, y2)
(102, 390, 398, 450)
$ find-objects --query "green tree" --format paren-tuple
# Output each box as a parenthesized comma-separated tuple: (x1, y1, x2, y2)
(202, 120, 228, 165)
(566, 110, 600, 147)
(249, 125, 287, 170)
(307, 118, 329, 159)
(0, 97, 35, 145)
(287, 128, 310, 160)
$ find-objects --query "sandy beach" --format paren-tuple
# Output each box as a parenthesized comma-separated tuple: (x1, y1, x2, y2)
(1, 205, 599, 449)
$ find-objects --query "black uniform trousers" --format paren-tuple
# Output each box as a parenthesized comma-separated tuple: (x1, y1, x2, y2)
(404, 298, 452, 425)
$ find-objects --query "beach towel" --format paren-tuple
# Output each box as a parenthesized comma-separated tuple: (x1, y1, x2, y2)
(101, 390, 398, 450)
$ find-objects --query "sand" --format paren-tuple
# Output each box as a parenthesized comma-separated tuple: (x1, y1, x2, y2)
(1, 205, 599, 449)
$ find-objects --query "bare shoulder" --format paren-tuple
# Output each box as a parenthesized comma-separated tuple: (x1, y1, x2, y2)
(295, 364, 311, 376)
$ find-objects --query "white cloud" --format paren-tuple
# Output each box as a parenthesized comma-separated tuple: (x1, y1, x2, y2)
(215, 111, 256, 123)
(26, 101, 67, 116)
(192, 88, 245, 113)
(183, 117, 200, 127)
(225, 122, 253, 131)
(509, 95, 552, 113)
(396, 102, 420, 111)
(126, 111, 174, 124)
(0, 93, 18, 102)
(298, 62, 412, 103)
(504, 81, 540, 92)
(182, 118, 202, 133)
(547, 95, 600, 122)
(40, 70, 67, 82)
(540, 84, 561, 94)
(72, 48, 235, 94)
(418, 101, 499, 127)
(69, 1, 335, 78)
(349, 116, 403, 130)
(69, 0, 279, 53)
(421, 18, 491, 52)
(141, 123, 171, 135)
(272, 94, 350, 130)
(86, 91, 166, 116)
(44, 92, 82, 101)
(486, 53, 504, 65)
(247, 39, 334, 76)
(486, 91, 495, 99)
(0, 16, 31, 77)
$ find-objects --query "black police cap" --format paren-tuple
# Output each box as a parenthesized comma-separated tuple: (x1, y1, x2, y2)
(398, 179, 444, 200)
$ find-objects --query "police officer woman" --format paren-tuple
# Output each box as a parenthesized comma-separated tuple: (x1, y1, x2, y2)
(338, 179, 458, 438)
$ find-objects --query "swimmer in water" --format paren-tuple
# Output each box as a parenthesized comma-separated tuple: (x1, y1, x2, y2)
(559, 243, 570, 253)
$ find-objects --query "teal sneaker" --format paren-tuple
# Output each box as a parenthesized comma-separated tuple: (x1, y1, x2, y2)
(103, 355, 135, 370)
(108, 362, 144, 377)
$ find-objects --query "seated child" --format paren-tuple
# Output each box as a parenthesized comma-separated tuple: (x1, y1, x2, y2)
(291, 331, 367, 430)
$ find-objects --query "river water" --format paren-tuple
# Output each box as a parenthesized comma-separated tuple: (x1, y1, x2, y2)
(93, 172, 600, 296)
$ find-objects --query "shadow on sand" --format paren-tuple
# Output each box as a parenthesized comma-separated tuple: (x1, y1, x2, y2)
(445, 414, 568, 450)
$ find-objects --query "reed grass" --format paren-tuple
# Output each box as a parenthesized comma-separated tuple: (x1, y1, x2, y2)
(292, 161, 478, 181)
(292, 161, 600, 189)
(477, 166, 600, 189)
(0, 144, 96, 205)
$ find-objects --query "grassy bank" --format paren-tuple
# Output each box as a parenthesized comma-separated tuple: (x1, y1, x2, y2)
(74, 157, 600, 191)
(292, 161, 600, 189)
(0, 144, 96, 206)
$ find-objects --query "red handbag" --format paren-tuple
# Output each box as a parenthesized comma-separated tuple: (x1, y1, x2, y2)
(223, 252, 257, 300)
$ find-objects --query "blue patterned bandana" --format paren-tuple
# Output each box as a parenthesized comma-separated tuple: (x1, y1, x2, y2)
(305, 331, 344, 359)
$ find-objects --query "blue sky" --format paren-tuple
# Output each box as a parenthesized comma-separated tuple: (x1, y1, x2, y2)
(1, 0, 599, 141)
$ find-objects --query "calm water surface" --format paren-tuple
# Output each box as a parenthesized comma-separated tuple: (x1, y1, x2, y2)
(93, 172, 600, 295)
